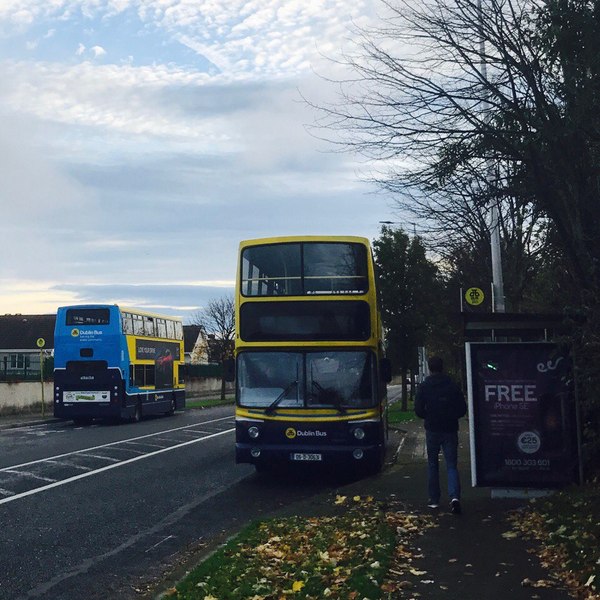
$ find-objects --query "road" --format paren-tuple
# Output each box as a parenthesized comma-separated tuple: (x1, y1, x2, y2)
(0, 406, 357, 600)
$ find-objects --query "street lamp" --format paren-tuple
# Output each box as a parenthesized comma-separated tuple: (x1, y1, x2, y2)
(379, 220, 417, 237)
(477, 0, 506, 313)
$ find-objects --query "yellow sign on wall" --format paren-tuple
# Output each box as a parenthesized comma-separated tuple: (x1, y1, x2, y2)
(36, 337, 46, 348)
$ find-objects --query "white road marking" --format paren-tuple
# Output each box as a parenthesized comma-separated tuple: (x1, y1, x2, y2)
(3, 470, 57, 483)
(101, 447, 146, 455)
(181, 429, 212, 435)
(0, 428, 234, 506)
(77, 453, 120, 463)
(0, 415, 232, 473)
(44, 460, 92, 472)
(153, 437, 186, 444)
(145, 535, 175, 553)
(122, 441, 169, 449)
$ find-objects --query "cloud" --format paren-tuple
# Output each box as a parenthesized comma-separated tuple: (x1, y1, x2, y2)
(90, 44, 106, 57)
(2, 0, 374, 77)
(0, 0, 388, 319)
(48, 283, 236, 321)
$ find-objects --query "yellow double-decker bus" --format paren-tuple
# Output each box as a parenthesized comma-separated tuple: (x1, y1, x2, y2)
(233, 236, 391, 473)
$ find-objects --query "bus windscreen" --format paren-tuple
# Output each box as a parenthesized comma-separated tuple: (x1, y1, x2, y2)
(66, 308, 110, 325)
(241, 242, 368, 296)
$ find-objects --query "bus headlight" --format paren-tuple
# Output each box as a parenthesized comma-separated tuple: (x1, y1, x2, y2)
(353, 427, 365, 440)
(353, 449, 364, 460)
(251, 448, 261, 458)
(248, 426, 260, 439)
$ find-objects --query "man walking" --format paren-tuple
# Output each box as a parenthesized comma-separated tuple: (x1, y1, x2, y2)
(415, 356, 468, 514)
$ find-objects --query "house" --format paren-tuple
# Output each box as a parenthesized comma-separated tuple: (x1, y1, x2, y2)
(183, 325, 209, 364)
(0, 315, 220, 376)
(0, 314, 55, 380)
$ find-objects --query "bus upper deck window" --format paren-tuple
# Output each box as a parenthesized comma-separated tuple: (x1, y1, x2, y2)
(242, 243, 302, 296)
(166, 320, 175, 339)
(304, 243, 368, 294)
(144, 316, 155, 337)
(157, 319, 167, 338)
(133, 314, 144, 335)
(122, 313, 134, 335)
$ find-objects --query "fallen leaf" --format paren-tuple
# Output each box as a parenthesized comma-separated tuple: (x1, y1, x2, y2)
(409, 568, 427, 576)
(291, 580, 304, 593)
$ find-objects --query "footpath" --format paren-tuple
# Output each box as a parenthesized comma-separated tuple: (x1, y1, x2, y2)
(269, 419, 573, 600)
(0, 411, 574, 599)
(0, 411, 57, 430)
(348, 421, 570, 599)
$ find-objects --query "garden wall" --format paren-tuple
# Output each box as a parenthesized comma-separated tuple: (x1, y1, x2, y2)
(0, 377, 234, 415)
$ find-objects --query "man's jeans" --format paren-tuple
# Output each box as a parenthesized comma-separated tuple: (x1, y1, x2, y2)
(425, 430, 460, 503)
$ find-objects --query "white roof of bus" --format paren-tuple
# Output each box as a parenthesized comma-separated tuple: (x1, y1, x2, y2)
(57, 304, 182, 322)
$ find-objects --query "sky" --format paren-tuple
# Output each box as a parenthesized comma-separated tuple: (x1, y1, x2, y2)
(0, 0, 392, 323)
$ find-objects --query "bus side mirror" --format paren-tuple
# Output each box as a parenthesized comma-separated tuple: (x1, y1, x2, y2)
(223, 358, 235, 382)
(381, 358, 392, 383)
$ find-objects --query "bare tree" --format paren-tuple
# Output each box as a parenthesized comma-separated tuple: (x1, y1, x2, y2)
(311, 0, 600, 464)
(312, 0, 600, 304)
(192, 296, 235, 401)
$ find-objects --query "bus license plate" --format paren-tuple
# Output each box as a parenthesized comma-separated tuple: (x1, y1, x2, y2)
(291, 453, 322, 462)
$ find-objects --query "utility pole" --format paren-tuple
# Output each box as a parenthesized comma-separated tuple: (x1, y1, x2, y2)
(478, 0, 506, 313)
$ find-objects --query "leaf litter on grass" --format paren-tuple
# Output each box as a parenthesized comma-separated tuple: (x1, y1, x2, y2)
(173, 495, 437, 600)
(507, 482, 600, 599)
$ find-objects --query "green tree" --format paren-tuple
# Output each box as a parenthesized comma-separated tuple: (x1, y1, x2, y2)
(373, 225, 441, 410)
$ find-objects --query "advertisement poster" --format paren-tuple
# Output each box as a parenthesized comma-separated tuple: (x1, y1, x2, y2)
(135, 340, 179, 389)
(467, 342, 578, 488)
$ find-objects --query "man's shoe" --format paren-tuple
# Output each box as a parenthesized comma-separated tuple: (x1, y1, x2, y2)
(450, 499, 462, 514)
(427, 500, 439, 509)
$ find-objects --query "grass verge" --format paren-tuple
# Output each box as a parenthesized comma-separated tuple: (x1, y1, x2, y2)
(185, 396, 234, 410)
(167, 496, 435, 600)
(508, 480, 600, 598)
(387, 399, 415, 426)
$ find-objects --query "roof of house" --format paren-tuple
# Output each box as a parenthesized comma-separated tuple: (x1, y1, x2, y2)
(0, 316, 208, 353)
(0, 314, 56, 350)
(183, 325, 203, 354)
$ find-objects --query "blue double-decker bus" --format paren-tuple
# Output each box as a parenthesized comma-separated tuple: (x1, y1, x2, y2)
(53, 304, 185, 424)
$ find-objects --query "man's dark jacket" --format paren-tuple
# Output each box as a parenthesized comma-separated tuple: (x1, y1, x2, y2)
(414, 373, 467, 432)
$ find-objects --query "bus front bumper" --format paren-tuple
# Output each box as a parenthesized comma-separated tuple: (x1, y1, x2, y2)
(235, 442, 384, 468)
